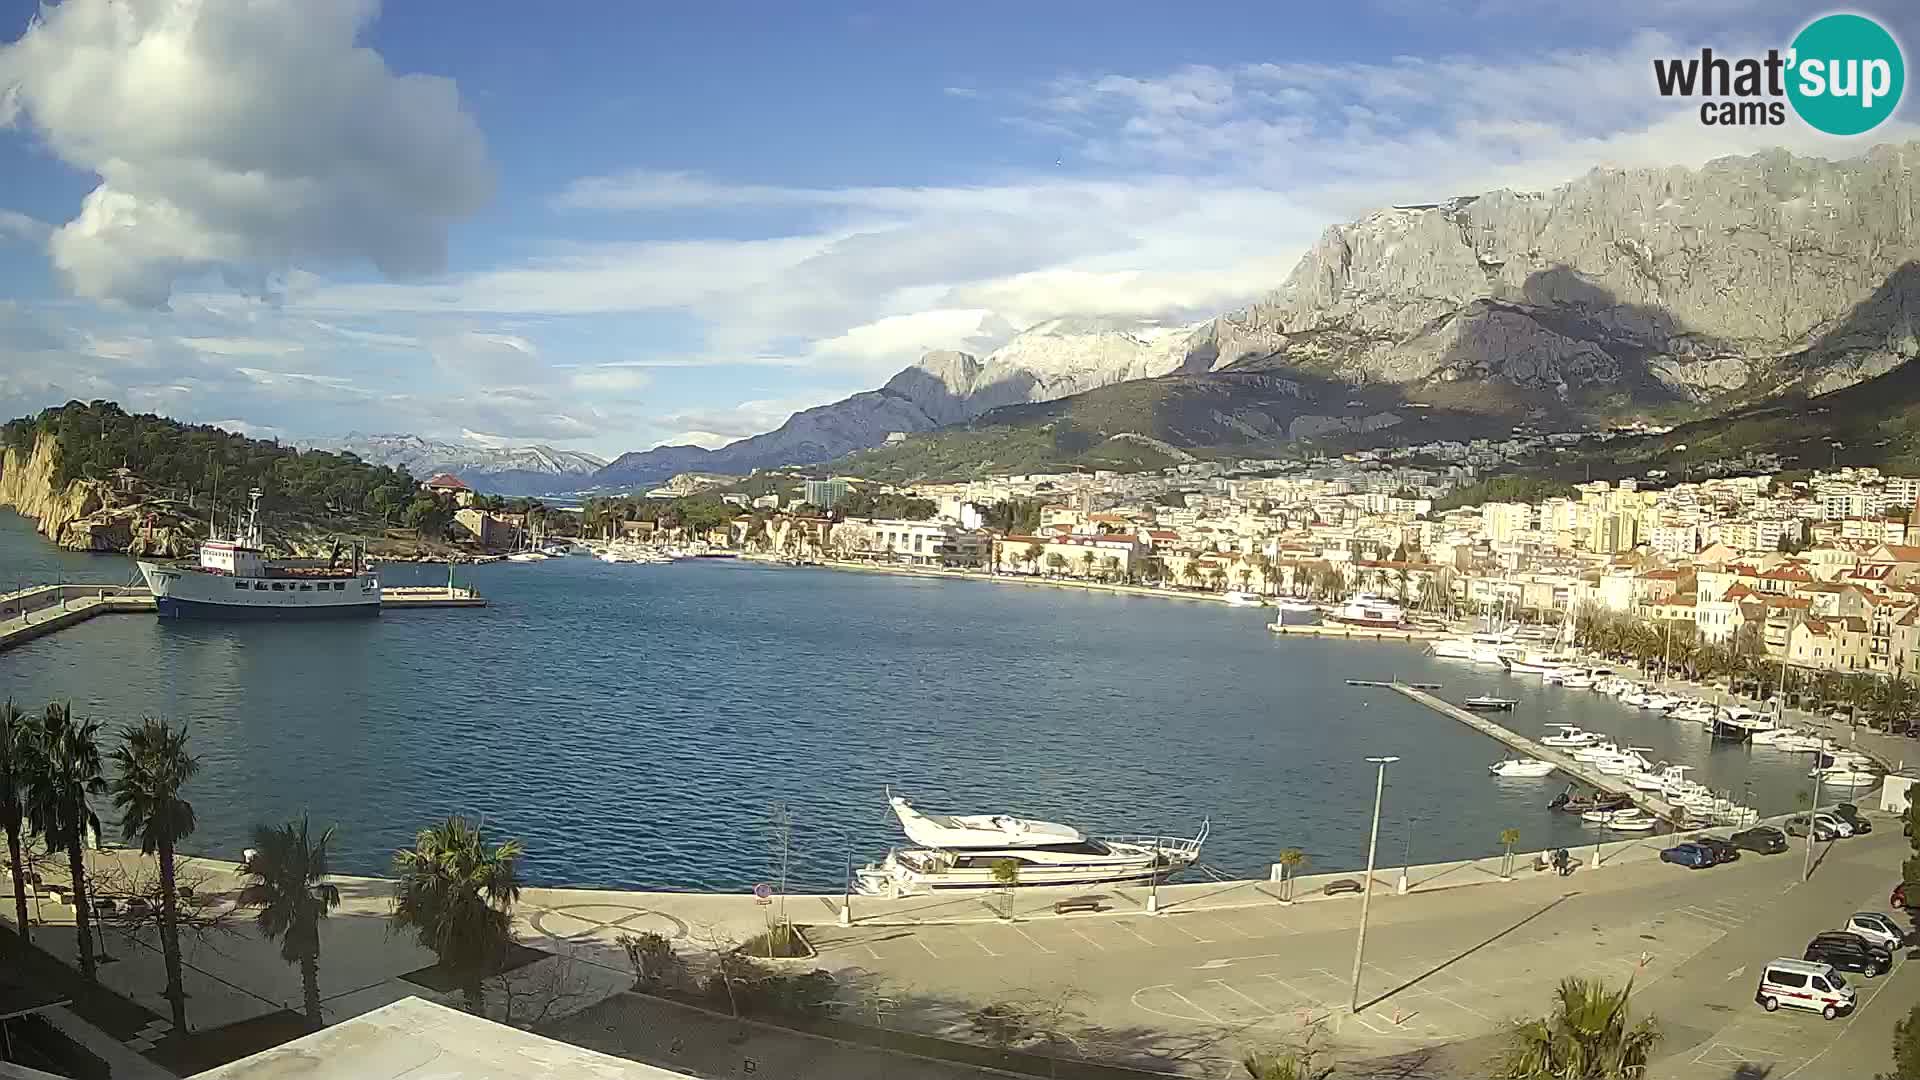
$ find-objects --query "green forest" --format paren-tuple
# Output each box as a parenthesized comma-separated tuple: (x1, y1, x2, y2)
(1, 400, 428, 527)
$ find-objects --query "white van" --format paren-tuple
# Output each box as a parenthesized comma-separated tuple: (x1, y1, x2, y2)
(1757, 958, 1856, 1019)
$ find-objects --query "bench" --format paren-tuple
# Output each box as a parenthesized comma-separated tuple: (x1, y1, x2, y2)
(1322, 879, 1363, 896)
(1052, 896, 1104, 915)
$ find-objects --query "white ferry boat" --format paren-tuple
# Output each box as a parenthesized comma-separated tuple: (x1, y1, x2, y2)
(137, 490, 380, 619)
(853, 794, 1207, 896)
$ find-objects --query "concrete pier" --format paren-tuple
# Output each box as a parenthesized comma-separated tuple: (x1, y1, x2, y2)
(1387, 681, 1684, 823)
(0, 581, 485, 652)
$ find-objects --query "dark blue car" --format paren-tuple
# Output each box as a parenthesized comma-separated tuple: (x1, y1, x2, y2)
(1660, 842, 1715, 869)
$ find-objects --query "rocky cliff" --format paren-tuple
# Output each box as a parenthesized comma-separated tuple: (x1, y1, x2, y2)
(1, 434, 199, 556)
(1187, 144, 1920, 412)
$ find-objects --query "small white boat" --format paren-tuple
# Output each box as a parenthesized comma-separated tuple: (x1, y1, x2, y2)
(1223, 591, 1265, 607)
(1818, 768, 1882, 789)
(507, 551, 547, 562)
(1582, 808, 1655, 831)
(1463, 695, 1519, 711)
(1558, 673, 1596, 690)
(1541, 725, 1601, 748)
(1489, 758, 1556, 778)
(1771, 732, 1828, 752)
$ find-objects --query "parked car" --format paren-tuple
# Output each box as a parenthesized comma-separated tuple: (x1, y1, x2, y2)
(1804, 931, 1893, 977)
(1730, 826, 1789, 854)
(1693, 836, 1742, 864)
(1660, 842, 1716, 869)
(1757, 958, 1855, 1019)
(1786, 813, 1852, 841)
(1844, 912, 1907, 952)
(1829, 803, 1873, 835)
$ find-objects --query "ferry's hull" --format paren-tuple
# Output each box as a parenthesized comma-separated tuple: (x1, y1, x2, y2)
(140, 561, 380, 619)
(153, 595, 379, 619)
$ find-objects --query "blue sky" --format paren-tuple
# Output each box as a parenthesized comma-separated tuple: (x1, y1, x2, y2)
(1, 0, 1916, 458)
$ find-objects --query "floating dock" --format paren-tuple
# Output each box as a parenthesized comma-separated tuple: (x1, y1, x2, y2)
(381, 586, 487, 608)
(1268, 623, 1443, 641)
(1385, 682, 1683, 824)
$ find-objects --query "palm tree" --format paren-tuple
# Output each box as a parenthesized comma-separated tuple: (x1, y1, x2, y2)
(109, 718, 198, 1030)
(390, 816, 524, 1016)
(238, 817, 342, 1028)
(23, 702, 106, 981)
(1079, 551, 1095, 579)
(1498, 977, 1660, 1079)
(0, 700, 32, 943)
(1274, 847, 1308, 902)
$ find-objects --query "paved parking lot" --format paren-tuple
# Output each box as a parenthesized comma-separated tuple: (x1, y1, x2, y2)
(803, 824, 1918, 1076)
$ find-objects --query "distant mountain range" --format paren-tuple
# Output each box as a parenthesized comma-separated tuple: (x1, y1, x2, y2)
(343, 142, 1920, 493)
(300, 434, 605, 495)
(587, 318, 1201, 489)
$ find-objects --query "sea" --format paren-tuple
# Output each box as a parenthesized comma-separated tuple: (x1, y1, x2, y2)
(0, 511, 1826, 893)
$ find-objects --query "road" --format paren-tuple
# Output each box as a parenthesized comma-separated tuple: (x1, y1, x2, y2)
(803, 819, 1918, 1078)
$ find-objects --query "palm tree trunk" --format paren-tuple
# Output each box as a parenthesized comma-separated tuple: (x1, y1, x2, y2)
(66, 833, 95, 981)
(462, 979, 485, 1018)
(301, 953, 322, 1028)
(4, 812, 28, 945)
(158, 833, 188, 1030)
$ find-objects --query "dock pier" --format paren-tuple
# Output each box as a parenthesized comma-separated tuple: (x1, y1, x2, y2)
(1384, 682, 1684, 824)
(0, 581, 485, 653)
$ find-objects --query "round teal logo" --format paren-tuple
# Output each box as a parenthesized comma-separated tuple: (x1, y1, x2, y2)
(1788, 13, 1905, 135)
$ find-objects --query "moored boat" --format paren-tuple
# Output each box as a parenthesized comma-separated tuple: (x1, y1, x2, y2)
(137, 490, 379, 619)
(1488, 758, 1556, 778)
(1463, 695, 1519, 711)
(853, 793, 1208, 896)
(1325, 593, 1406, 629)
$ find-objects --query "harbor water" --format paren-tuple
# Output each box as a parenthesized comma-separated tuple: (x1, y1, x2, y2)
(0, 511, 1830, 892)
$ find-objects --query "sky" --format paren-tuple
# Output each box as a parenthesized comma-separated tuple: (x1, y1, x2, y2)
(1, 0, 1917, 460)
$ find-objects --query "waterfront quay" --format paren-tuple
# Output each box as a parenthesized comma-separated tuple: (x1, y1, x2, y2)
(0, 581, 486, 653)
(9, 809, 1908, 1079)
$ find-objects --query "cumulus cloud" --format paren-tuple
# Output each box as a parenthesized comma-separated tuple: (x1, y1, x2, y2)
(0, 210, 50, 245)
(0, 0, 493, 307)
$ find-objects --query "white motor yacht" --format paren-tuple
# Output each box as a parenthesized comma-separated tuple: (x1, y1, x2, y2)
(1502, 654, 1570, 676)
(1489, 758, 1557, 778)
(1223, 591, 1265, 607)
(1771, 731, 1829, 752)
(1326, 593, 1406, 628)
(1818, 768, 1882, 789)
(1541, 725, 1601, 748)
(1668, 701, 1717, 725)
(853, 794, 1207, 896)
(1559, 672, 1597, 690)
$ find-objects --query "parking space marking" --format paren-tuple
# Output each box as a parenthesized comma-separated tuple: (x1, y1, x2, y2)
(959, 928, 1000, 957)
(1009, 925, 1055, 954)
(1067, 926, 1106, 951)
(1247, 907, 1302, 934)
(1112, 920, 1159, 947)
(1204, 912, 1257, 939)
(1161, 917, 1215, 944)
(1162, 988, 1226, 1023)
(913, 935, 942, 959)
(1210, 979, 1279, 1013)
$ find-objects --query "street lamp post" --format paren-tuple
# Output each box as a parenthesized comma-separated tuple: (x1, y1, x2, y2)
(1803, 767, 1825, 883)
(1350, 755, 1399, 1013)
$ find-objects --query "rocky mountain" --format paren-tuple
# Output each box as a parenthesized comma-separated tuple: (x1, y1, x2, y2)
(1186, 143, 1920, 413)
(303, 434, 606, 495)
(590, 318, 1198, 489)
(839, 144, 1920, 481)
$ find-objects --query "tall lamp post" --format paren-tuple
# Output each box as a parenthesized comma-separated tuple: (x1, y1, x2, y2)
(1350, 755, 1399, 1013)
(1803, 767, 1825, 883)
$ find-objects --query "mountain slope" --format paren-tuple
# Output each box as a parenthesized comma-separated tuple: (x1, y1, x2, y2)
(302, 434, 606, 495)
(590, 318, 1198, 489)
(836, 143, 1920, 481)
(1186, 143, 1920, 414)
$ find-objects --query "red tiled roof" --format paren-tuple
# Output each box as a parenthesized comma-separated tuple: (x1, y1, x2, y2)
(425, 473, 469, 489)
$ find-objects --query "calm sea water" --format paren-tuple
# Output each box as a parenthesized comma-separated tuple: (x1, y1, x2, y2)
(0, 511, 1820, 892)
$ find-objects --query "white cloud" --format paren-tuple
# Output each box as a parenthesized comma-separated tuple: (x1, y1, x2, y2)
(0, 209, 50, 245)
(0, 0, 493, 307)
